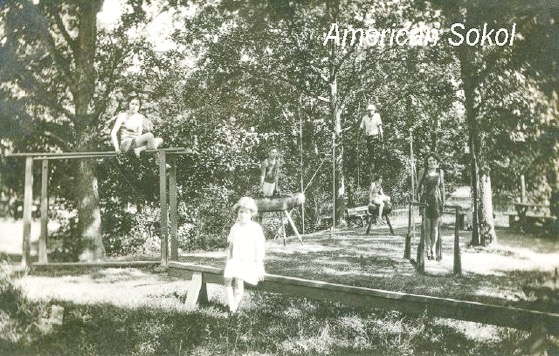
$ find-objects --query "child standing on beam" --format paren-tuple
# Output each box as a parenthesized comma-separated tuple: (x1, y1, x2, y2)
(260, 146, 282, 197)
(223, 197, 266, 313)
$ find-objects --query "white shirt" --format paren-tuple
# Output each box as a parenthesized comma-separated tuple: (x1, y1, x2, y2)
(360, 113, 382, 136)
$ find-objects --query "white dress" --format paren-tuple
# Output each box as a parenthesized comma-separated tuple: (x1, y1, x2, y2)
(223, 220, 266, 285)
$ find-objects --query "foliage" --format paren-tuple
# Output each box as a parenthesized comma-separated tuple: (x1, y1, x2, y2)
(0, 0, 557, 255)
(0, 260, 50, 350)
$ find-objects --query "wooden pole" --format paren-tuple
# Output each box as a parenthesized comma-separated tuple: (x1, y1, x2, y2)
(39, 159, 49, 263)
(404, 203, 412, 259)
(453, 207, 462, 275)
(159, 152, 168, 266)
(22, 157, 33, 267)
(331, 133, 335, 239)
(521, 175, 526, 203)
(436, 220, 442, 261)
(300, 110, 305, 234)
(417, 208, 425, 274)
(281, 211, 286, 246)
(405, 131, 415, 259)
(169, 156, 178, 260)
(284, 210, 303, 244)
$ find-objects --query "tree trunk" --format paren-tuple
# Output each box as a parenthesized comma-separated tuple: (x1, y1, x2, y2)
(331, 77, 345, 225)
(76, 159, 105, 261)
(457, 45, 482, 245)
(73, 1, 104, 261)
(479, 172, 497, 244)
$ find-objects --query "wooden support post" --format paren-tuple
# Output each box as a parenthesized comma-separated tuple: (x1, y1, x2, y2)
(521, 175, 526, 203)
(404, 203, 412, 259)
(331, 132, 335, 239)
(22, 157, 33, 267)
(185, 272, 208, 309)
(436, 220, 442, 261)
(417, 208, 425, 273)
(169, 157, 178, 260)
(453, 207, 462, 275)
(281, 211, 286, 246)
(284, 210, 303, 244)
(39, 160, 49, 263)
(159, 152, 168, 266)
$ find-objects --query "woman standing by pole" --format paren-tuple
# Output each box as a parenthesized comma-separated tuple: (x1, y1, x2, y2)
(417, 152, 446, 261)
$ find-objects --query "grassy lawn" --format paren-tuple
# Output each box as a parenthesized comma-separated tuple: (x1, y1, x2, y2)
(1, 219, 558, 355)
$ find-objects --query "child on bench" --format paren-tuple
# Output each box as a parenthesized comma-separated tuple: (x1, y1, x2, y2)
(223, 197, 266, 313)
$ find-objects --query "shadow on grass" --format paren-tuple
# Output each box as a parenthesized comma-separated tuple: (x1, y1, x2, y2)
(179, 225, 558, 314)
(0, 288, 546, 356)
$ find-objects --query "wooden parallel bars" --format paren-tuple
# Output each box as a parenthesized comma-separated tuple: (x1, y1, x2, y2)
(405, 202, 463, 275)
(6, 149, 188, 267)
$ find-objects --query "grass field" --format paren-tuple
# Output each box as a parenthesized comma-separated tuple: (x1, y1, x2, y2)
(1, 218, 558, 354)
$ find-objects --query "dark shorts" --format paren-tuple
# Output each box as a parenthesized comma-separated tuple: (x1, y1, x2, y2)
(366, 135, 381, 166)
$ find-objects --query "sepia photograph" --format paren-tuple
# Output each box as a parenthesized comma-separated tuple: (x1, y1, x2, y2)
(0, 0, 557, 354)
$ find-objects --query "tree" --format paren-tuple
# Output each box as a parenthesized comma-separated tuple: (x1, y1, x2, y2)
(0, 0, 158, 260)
(425, 0, 558, 245)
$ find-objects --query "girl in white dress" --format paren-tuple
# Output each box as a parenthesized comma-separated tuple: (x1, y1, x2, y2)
(223, 197, 266, 313)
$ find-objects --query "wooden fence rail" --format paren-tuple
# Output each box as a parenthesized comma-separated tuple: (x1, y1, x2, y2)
(169, 262, 559, 337)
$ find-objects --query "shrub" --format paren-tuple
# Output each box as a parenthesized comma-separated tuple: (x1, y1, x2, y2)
(0, 259, 49, 351)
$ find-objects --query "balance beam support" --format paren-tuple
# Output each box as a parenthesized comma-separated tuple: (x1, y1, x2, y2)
(22, 157, 33, 267)
(39, 159, 49, 263)
(159, 152, 168, 266)
(184, 272, 209, 309)
(169, 157, 178, 260)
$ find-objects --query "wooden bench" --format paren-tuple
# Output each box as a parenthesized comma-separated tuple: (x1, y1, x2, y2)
(514, 202, 553, 233)
(503, 212, 519, 227)
(318, 214, 332, 229)
(442, 208, 469, 230)
(524, 214, 557, 235)
(345, 206, 370, 227)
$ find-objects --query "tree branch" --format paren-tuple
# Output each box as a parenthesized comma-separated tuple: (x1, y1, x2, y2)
(46, 1, 78, 56)
(22, 1, 75, 91)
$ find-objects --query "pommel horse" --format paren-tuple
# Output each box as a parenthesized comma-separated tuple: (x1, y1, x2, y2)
(254, 193, 305, 246)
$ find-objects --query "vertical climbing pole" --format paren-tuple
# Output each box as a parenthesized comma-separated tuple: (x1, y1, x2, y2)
(331, 132, 335, 239)
(39, 159, 49, 263)
(159, 152, 168, 266)
(404, 131, 415, 259)
(22, 157, 33, 266)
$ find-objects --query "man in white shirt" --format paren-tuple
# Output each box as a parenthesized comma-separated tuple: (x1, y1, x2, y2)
(360, 103, 384, 171)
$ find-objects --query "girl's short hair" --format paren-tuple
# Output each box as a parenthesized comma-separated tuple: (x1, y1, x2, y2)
(128, 95, 141, 105)
(371, 173, 381, 182)
(233, 196, 258, 215)
(424, 152, 440, 165)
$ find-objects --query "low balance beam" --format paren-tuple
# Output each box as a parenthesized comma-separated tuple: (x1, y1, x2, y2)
(168, 261, 559, 336)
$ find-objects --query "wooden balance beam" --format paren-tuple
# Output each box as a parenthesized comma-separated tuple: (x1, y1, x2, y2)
(254, 193, 305, 246)
(169, 261, 559, 350)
